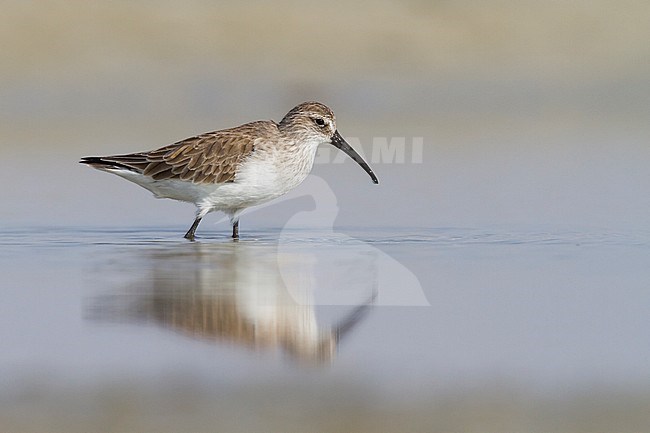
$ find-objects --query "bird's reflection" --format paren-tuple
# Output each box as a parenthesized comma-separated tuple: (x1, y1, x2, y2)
(87, 242, 376, 364)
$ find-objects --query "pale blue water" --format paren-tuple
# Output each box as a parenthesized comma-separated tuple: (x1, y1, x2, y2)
(2, 226, 649, 398)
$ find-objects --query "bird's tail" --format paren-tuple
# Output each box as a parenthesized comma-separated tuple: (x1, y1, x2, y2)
(79, 155, 148, 173)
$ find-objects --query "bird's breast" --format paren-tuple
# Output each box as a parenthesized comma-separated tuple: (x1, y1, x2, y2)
(246, 142, 316, 187)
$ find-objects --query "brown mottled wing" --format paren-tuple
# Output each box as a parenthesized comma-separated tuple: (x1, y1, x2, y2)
(88, 121, 274, 184)
(142, 127, 258, 184)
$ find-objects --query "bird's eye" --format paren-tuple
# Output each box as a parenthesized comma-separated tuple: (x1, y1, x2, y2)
(313, 118, 326, 127)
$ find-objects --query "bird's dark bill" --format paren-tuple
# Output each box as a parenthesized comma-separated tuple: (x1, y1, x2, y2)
(330, 130, 379, 184)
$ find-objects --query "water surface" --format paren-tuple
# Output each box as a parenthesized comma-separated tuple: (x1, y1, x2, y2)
(2, 226, 650, 431)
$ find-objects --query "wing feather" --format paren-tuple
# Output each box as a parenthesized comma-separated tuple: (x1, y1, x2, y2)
(82, 121, 276, 184)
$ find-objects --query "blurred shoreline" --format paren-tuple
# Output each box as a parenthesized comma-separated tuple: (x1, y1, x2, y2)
(2, 1, 650, 150)
(3, 376, 650, 433)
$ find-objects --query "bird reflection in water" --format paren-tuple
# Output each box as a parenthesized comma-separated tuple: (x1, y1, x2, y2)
(87, 242, 376, 364)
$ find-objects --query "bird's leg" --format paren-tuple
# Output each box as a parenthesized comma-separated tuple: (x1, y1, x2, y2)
(232, 220, 239, 240)
(184, 216, 202, 241)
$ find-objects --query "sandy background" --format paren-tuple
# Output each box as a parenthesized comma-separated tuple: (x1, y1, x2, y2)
(1, 0, 649, 230)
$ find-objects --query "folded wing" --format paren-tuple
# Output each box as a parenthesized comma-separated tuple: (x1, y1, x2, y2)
(80, 121, 273, 184)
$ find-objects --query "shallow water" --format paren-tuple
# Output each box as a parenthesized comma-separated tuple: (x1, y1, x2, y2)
(3, 226, 650, 385)
(2, 226, 650, 431)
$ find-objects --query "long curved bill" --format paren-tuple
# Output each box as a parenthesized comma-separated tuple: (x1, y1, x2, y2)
(330, 130, 379, 184)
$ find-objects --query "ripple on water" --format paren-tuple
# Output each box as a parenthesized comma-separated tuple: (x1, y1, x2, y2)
(0, 226, 649, 250)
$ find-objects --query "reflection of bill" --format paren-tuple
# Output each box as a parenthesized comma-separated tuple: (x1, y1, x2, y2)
(87, 243, 374, 364)
(275, 176, 430, 306)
